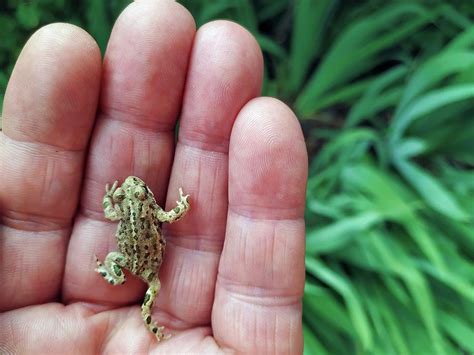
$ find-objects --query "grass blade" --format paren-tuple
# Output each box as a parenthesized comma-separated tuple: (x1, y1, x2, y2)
(394, 158, 470, 221)
(296, 4, 432, 116)
(306, 258, 373, 351)
(390, 84, 474, 142)
(288, 0, 336, 96)
(303, 323, 328, 355)
(306, 212, 381, 254)
(396, 51, 474, 115)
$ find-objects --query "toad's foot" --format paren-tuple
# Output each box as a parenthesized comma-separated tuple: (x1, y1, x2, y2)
(95, 252, 127, 286)
(141, 278, 170, 341)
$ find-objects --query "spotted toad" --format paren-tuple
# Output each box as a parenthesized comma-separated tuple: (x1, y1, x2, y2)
(95, 176, 190, 341)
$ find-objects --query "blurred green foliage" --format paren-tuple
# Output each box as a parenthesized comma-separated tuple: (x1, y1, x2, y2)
(1, 1, 474, 354)
(0, 0, 130, 106)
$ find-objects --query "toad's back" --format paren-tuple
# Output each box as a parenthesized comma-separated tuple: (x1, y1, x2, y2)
(116, 197, 166, 277)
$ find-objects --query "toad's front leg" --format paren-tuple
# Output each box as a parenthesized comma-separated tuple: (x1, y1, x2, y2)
(103, 181, 123, 221)
(155, 188, 190, 223)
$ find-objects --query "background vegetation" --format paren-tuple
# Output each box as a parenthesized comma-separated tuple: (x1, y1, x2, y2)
(1, 1, 473, 354)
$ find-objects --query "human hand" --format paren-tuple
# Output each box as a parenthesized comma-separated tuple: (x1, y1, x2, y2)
(0, 0, 307, 353)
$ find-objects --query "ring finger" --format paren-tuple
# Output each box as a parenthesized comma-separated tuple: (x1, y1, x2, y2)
(157, 20, 263, 328)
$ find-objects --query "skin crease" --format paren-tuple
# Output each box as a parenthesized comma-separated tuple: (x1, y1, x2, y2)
(0, 0, 308, 353)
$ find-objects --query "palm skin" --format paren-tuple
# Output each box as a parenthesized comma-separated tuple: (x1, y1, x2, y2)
(0, 1, 307, 353)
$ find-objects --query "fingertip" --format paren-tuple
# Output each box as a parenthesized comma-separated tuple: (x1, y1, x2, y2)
(199, 19, 263, 70)
(32, 22, 101, 59)
(18, 22, 102, 88)
(100, 0, 196, 128)
(229, 97, 308, 218)
(235, 96, 306, 144)
(196, 19, 264, 96)
(4, 22, 102, 149)
(117, 0, 196, 36)
(179, 19, 263, 150)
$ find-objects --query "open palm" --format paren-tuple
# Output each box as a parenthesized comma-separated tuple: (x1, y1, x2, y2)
(0, 1, 307, 353)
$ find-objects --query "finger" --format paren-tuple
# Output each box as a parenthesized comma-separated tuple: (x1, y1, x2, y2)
(0, 24, 101, 311)
(62, 0, 195, 305)
(158, 20, 263, 327)
(212, 98, 307, 353)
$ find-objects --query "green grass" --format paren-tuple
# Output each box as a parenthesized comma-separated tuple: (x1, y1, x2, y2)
(1, 1, 474, 354)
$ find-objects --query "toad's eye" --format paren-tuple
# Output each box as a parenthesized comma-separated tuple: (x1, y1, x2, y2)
(134, 188, 146, 200)
(113, 188, 125, 202)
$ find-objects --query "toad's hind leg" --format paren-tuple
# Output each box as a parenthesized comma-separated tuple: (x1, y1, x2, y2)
(95, 252, 127, 285)
(141, 277, 169, 341)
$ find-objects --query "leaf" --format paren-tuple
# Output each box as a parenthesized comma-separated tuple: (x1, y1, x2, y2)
(346, 66, 407, 128)
(16, 2, 40, 29)
(439, 312, 474, 352)
(437, 4, 472, 30)
(343, 163, 445, 267)
(287, 0, 336, 95)
(416, 261, 474, 302)
(306, 199, 343, 219)
(392, 138, 428, 159)
(86, 0, 111, 53)
(306, 258, 373, 350)
(304, 284, 353, 333)
(304, 77, 376, 114)
(394, 158, 470, 221)
(368, 234, 445, 354)
(296, 3, 432, 116)
(197, 1, 238, 24)
(315, 128, 380, 169)
(233, 0, 258, 32)
(371, 287, 411, 354)
(257, 0, 288, 22)
(342, 163, 415, 218)
(255, 33, 287, 60)
(396, 51, 474, 115)
(306, 212, 381, 254)
(390, 84, 474, 142)
(303, 323, 328, 355)
(446, 26, 474, 51)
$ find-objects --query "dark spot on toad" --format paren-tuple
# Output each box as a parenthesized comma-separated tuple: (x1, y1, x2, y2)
(113, 265, 122, 276)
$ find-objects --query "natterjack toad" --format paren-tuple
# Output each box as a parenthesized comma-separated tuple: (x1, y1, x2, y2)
(95, 176, 190, 341)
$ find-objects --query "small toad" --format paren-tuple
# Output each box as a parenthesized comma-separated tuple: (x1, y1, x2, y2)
(95, 176, 190, 341)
